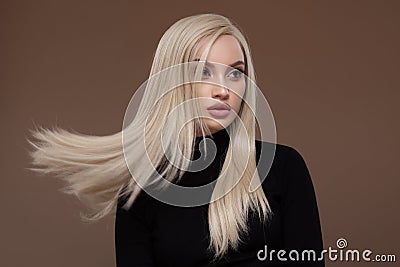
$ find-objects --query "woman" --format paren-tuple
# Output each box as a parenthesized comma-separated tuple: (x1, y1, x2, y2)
(27, 13, 324, 266)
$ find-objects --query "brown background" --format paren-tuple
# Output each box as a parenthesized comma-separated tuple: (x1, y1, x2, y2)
(1, 0, 399, 266)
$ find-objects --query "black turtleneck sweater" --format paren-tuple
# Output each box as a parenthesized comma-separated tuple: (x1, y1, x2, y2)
(115, 128, 325, 266)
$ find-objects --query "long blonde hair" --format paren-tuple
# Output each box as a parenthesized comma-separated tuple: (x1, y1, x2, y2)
(26, 13, 272, 261)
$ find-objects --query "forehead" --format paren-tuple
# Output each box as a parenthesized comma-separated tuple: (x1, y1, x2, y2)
(194, 35, 245, 65)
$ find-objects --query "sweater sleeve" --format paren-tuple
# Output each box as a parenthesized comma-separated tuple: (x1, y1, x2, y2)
(115, 192, 155, 267)
(282, 146, 325, 266)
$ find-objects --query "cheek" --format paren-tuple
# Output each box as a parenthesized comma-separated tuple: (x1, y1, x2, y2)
(193, 84, 211, 110)
(231, 94, 244, 114)
(232, 84, 246, 111)
(229, 80, 245, 97)
(195, 84, 211, 98)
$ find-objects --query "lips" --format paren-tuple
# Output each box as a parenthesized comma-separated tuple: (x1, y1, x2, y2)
(206, 102, 231, 118)
(207, 102, 231, 111)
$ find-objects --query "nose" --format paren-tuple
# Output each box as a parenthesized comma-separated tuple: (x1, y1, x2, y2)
(212, 85, 230, 100)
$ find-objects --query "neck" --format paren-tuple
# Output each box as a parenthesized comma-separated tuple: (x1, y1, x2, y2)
(193, 128, 230, 159)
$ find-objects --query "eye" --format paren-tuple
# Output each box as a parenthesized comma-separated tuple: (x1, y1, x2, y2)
(227, 68, 244, 79)
(202, 66, 211, 78)
(190, 64, 211, 80)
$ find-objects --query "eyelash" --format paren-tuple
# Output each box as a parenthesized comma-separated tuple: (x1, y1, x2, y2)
(201, 67, 244, 78)
(231, 68, 244, 74)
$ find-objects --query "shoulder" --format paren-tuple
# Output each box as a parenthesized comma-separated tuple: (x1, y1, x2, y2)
(270, 143, 315, 197)
(117, 188, 154, 215)
(256, 141, 317, 201)
(255, 140, 312, 189)
(255, 140, 305, 170)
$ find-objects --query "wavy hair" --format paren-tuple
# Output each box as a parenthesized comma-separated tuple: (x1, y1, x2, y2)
(26, 13, 272, 261)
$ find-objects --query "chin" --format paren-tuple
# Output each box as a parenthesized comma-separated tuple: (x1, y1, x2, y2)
(202, 118, 233, 133)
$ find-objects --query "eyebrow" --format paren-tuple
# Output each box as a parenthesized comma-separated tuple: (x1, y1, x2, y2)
(193, 58, 245, 68)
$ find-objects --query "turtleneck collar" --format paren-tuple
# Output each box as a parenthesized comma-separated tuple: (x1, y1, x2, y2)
(193, 128, 230, 160)
(173, 128, 230, 187)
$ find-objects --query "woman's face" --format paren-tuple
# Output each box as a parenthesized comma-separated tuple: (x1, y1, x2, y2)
(192, 35, 246, 136)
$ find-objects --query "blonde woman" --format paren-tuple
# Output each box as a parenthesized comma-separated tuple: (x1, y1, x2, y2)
(27, 13, 325, 266)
